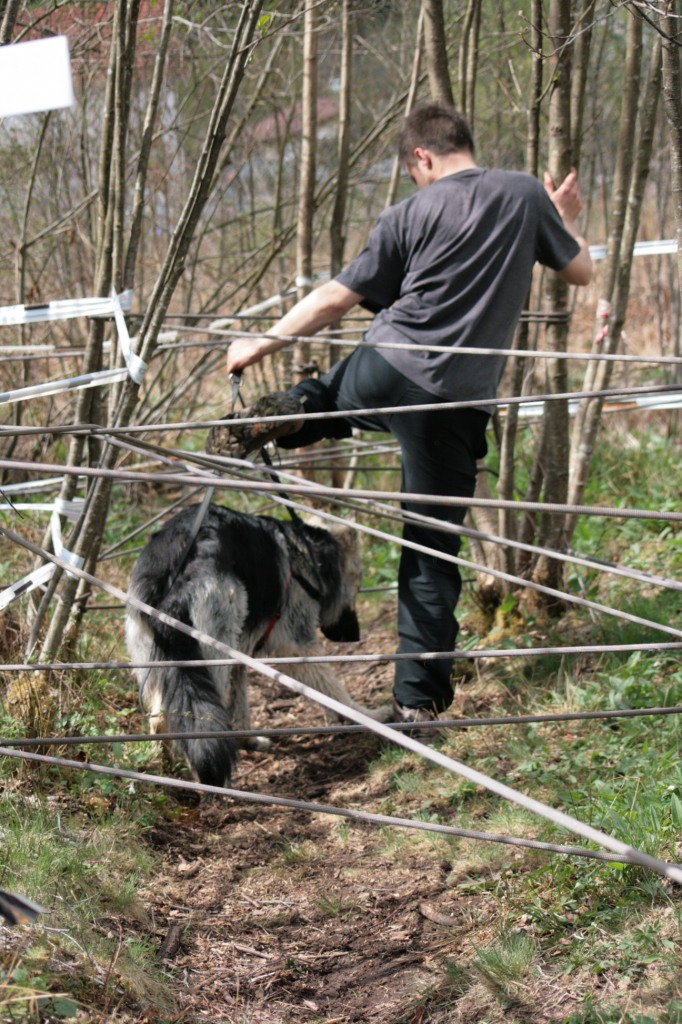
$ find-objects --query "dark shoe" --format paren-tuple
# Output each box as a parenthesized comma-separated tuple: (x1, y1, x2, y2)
(391, 700, 444, 743)
(206, 392, 306, 458)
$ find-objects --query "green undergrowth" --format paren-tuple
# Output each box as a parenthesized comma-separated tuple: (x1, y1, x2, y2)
(1, 418, 681, 1021)
(367, 646, 682, 1021)
(0, 788, 176, 1022)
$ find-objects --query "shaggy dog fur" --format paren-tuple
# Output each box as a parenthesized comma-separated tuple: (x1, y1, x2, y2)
(126, 504, 390, 787)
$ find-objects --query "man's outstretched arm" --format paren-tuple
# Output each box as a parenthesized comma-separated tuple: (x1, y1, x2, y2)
(226, 280, 364, 374)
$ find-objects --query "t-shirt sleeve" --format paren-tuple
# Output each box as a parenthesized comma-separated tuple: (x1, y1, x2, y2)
(535, 187, 581, 271)
(334, 207, 406, 312)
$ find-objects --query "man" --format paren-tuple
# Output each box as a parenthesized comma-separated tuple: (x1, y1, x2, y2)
(211, 103, 592, 730)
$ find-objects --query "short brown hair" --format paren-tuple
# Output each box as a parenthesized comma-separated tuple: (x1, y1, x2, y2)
(398, 103, 474, 165)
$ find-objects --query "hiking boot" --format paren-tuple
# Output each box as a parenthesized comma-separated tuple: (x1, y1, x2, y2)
(391, 700, 444, 743)
(206, 391, 306, 458)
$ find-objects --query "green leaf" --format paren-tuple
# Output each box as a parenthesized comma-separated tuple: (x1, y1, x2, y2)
(50, 997, 79, 1018)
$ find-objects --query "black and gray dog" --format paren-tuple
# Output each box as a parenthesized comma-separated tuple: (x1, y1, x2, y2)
(126, 504, 391, 787)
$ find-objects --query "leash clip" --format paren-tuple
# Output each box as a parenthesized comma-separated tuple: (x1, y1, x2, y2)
(229, 371, 242, 413)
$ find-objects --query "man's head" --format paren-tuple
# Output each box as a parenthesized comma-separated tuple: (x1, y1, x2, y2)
(398, 104, 475, 187)
(398, 104, 474, 164)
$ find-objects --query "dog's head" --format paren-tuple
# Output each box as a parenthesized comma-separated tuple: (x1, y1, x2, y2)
(321, 604, 360, 643)
(305, 524, 362, 643)
(288, 524, 360, 643)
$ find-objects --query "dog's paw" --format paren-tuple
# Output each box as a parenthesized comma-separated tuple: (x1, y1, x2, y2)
(241, 735, 272, 752)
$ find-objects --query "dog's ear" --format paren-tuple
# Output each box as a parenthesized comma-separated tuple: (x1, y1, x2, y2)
(321, 606, 360, 643)
(328, 524, 359, 559)
(327, 525, 362, 591)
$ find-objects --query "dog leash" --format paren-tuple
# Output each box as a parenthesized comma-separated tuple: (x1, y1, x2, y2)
(160, 373, 244, 569)
(172, 372, 245, 552)
(230, 372, 325, 604)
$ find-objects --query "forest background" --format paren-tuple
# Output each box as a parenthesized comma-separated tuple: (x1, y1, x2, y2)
(1, 2, 682, 1022)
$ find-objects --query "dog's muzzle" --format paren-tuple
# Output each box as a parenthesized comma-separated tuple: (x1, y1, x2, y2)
(322, 607, 360, 643)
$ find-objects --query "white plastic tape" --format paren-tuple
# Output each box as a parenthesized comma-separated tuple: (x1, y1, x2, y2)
(0, 496, 85, 608)
(0, 564, 55, 610)
(589, 239, 677, 261)
(50, 509, 84, 572)
(0, 478, 65, 495)
(0, 367, 128, 407)
(0, 291, 132, 327)
(111, 288, 146, 384)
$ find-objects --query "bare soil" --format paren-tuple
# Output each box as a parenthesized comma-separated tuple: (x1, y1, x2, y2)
(133, 605, 536, 1024)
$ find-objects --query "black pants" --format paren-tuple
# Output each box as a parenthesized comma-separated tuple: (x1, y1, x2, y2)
(278, 346, 489, 712)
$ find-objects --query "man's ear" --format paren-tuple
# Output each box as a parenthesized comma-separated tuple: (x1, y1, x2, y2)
(413, 146, 432, 168)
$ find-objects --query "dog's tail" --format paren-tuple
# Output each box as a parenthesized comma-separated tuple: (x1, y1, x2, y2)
(126, 604, 238, 788)
(145, 661, 238, 789)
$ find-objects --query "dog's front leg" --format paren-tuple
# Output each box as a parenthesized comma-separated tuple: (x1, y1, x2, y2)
(289, 645, 393, 723)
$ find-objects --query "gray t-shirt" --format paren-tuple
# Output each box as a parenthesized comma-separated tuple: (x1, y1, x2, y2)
(335, 167, 580, 408)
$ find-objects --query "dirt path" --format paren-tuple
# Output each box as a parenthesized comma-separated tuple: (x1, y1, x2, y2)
(136, 612, 502, 1024)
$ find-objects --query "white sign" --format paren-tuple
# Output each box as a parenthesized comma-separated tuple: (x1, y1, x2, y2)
(0, 36, 74, 118)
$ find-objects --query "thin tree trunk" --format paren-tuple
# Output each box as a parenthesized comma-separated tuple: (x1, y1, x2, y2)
(422, 0, 453, 105)
(525, 0, 543, 177)
(494, 0, 544, 587)
(330, 0, 352, 281)
(293, 2, 318, 381)
(531, 0, 573, 594)
(463, 0, 481, 129)
(124, 0, 174, 290)
(27, 3, 120, 645)
(385, 7, 424, 209)
(39, 0, 266, 659)
(567, 11, 644, 516)
(660, 0, 682, 295)
(457, 0, 478, 116)
(0, 114, 51, 477)
(570, 0, 596, 166)
(566, 30, 660, 534)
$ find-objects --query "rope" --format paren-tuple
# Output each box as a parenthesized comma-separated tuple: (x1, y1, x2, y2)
(3, 444, 679, 635)
(13, 427, 681, 600)
(1, 523, 682, 884)
(204, 486, 682, 639)
(221, 454, 682, 597)
(1, 640, 681, 673)
(143, 323, 682, 367)
(0, 745, 652, 868)
(1, 456, 681, 523)
(1, 382, 680, 436)
(2, 704, 682, 749)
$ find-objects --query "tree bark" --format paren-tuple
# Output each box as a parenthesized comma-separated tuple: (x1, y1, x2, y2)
(422, 0, 454, 105)
(567, 27, 660, 534)
(567, 10, 645, 520)
(38, 0, 266, 659)
(0, 0, 20, 44)
(294, 1, 318, 381)
(660, 0, 682, 294)
(530, 0, 573, 595)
